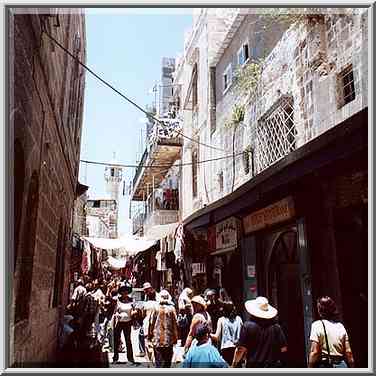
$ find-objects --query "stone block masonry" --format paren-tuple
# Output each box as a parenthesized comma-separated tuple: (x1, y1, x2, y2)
(10, 9, 86, 367)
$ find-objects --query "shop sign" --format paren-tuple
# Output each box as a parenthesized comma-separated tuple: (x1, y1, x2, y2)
(216, 217, 238, 251)
(192, 263, 206, 276)
(243, 196, 295, 234)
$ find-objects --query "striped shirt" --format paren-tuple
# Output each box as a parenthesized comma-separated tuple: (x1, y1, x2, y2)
(149, 303, 178, 347)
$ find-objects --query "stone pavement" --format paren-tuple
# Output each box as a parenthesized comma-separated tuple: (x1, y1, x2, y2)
(107, 326, 184, 368)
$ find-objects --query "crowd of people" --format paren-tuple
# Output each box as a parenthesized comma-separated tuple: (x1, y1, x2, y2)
(59, 274, 356, 368)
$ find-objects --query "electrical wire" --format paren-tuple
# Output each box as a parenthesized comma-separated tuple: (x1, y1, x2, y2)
(80, 150, 245, 169)
(41, 27, 225, 152)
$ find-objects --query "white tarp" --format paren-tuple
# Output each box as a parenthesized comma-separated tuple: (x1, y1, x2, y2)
(106, 255, 127, 270)
(83, 235, 156, 255)
(144, 222, 179, 240)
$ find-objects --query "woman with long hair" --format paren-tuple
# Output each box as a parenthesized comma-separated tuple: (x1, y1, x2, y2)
(308, 296, 355, 368)
(211, 301, 243, 365)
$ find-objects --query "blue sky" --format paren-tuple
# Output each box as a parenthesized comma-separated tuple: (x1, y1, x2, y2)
(79, 9, 193, 235)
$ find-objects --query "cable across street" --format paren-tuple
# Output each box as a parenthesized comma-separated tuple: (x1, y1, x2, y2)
(42, 27, 225, 152)
(80, 150, 246, 169)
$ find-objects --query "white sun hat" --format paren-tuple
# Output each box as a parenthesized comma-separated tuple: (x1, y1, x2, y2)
(191, 295, 207, 309)
(245, 296, 278, 319)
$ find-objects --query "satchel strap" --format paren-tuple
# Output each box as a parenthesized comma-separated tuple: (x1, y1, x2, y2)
(321, 320, 332, 362)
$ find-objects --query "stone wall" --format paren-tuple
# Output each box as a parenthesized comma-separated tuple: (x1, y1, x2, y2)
(188, 9, 368, 213)
(10, 9, 86, 366)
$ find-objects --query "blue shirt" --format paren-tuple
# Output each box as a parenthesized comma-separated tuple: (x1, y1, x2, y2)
(181, 342, 229, 368)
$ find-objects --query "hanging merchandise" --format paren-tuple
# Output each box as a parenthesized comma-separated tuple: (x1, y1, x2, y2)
(166, 250, 175, 269)
(155, 250, 167, 271)
(174, 223, 185, 261)
(81, 239, 91, 275)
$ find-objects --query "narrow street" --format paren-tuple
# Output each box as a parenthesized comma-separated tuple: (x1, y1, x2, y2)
(7, 6, 370, 370)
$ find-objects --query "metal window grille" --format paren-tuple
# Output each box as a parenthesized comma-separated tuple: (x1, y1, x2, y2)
(341, 66, 356, 105)
(255, 96, 296, 172)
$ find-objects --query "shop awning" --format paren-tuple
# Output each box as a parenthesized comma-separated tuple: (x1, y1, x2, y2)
(144, 222, 179, 240)
(106, 256, 127, 270)
(83, 235, 156, 255)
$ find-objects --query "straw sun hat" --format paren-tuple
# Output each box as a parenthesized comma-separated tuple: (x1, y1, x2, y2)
(191, 295, 207, 309)
(245, 296, 278, 319)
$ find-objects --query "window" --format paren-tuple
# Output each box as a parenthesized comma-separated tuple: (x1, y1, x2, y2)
(15, 172, 39, 322)
(192, 64, 198, 110)
(52, 220, 65, 308)
(337, 65, 355, 108)
(243, 149, 251, 175)
(237, 43, 250, 66)
(256, 96, 296, 172)
(218, 171, 224, 193)
(223, 63, 232, 92)
(252, 33, 263, 60)
(192, 150, 198, 198)
(110, 168, 115, 177)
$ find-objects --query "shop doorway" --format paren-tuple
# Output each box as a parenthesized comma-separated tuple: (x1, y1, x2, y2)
(266, 226, 308, 367)
(334, 203, 368, 367)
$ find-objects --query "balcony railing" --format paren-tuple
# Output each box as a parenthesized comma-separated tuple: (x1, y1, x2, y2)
(144, 209, 180, 230)
(133, 148, 149, 189)
(132, 211, 146, 235)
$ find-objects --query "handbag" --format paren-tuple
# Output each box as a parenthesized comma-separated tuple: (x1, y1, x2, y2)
(318, 320, 334, 368)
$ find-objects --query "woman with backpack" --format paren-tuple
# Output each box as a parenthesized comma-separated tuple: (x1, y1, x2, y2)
(210, 301, 243, 365)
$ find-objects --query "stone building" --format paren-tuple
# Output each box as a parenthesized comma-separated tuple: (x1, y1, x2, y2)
(9, 9, 86, 366)
(86, 199, 118, 239)
(181, 8, 369, 367)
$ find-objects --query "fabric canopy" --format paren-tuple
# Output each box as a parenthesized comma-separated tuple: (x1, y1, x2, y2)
(83, 235, 156, 255)
(106, 256, 127, 270)
(144, 222, 179, 240)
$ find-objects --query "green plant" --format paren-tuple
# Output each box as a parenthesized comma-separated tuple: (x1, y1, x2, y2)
(233, 60, 263, 98)
(232, 104, 245, 124)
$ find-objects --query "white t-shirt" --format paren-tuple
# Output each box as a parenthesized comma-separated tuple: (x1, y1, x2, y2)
(71, 285, 86, 301)
(216, 316, 243, 350)
(143, 300, 159, 334)
(116, 300, 133, 322)
(310, 319, 351, 357)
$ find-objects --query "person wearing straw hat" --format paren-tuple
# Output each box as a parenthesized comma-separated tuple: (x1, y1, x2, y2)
(184, 295, 213, 354)
(231, 297, 287, 368)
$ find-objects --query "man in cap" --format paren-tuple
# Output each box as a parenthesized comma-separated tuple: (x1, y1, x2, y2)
(148, 290, 178, 367)
(143, 282, 154, 301)
(231, 296, 287, 368)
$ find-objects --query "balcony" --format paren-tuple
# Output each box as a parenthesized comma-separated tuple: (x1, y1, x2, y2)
(131, 116, 183, 202)
(132, 188, 180, 235)
(144, 210, 179, 231)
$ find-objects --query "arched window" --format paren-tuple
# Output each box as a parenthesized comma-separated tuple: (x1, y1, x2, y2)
(14, 139, 25, 269)
(52, 219, 66, 308)
(15, 171, 39, 323)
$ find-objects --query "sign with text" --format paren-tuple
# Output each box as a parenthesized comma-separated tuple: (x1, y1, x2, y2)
(243, 196, 295, 234)
(216, 217, 239, 250)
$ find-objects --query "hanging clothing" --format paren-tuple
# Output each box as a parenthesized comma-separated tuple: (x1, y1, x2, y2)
(156, 251, 167, 271)
(81, 240, 91, 274)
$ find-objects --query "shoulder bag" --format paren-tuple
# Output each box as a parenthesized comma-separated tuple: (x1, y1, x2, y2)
(318, 320, 333, 368)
